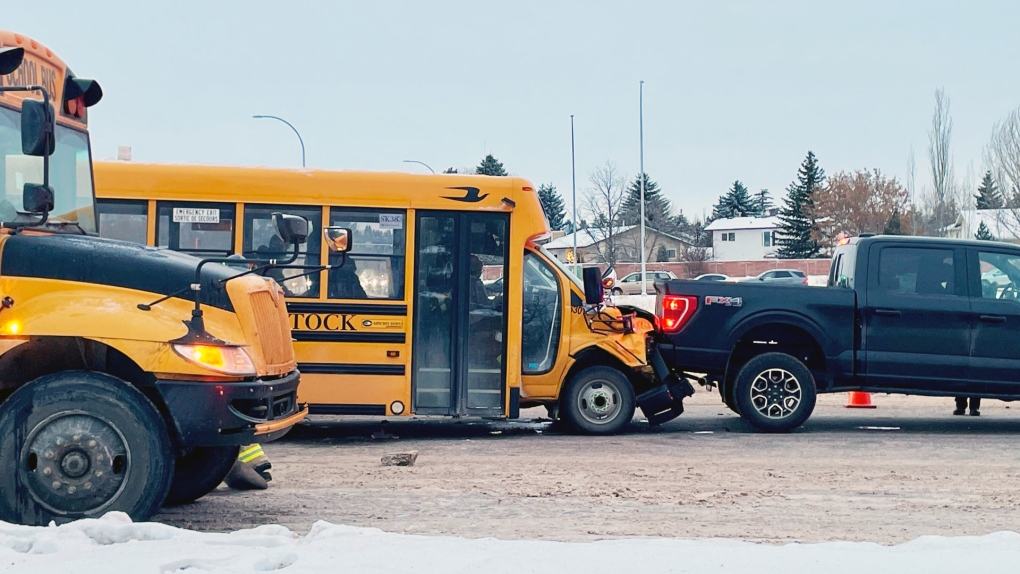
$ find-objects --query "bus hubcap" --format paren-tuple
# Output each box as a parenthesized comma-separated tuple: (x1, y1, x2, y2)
(21, 413, 130, 515)
(578, 381, 621, 424)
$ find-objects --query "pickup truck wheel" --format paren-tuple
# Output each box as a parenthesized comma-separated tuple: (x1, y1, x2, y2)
(0, 371, 174, 525)
(733, 353, 816, 433)
(163, 445, 240, 506)
(562, 366, 635, 435)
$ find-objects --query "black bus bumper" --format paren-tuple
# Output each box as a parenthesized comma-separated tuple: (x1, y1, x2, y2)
(155, 369, 306, 447)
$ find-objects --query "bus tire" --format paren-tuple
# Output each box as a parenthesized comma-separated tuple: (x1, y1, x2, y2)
(733, 353, 816, 433)
(0, 371, 174, 525)
(163, 445, 239, 506)
(561, 366, 635, 435)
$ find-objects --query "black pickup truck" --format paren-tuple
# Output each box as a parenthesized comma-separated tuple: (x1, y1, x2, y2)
(652, 235, 1020, 432)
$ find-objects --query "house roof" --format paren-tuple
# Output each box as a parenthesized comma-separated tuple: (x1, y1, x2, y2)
(544, 225, 693, 250)
(953, 209, 1020, 240)
(705, 216, 780, 231)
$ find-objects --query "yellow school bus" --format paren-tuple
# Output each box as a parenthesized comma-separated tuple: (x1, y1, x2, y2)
(95, 162, 694, 434)
(0, 32, 307, 525)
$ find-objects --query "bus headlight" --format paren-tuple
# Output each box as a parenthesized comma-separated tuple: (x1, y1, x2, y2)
(172, 344, 256, 376)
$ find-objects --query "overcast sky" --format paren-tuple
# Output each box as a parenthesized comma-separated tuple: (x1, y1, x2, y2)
(8, 1, 1020, 219)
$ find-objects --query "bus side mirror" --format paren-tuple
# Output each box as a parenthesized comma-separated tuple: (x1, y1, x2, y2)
(23, 184, 54, 214)
(272, 212, 308, 245)
(21, 99, 55, 157)
(324, 227, 352, 253)
(583, 267, 604, 305)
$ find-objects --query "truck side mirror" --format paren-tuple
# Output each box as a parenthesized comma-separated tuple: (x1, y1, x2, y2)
(21, 99, 55, 157)
(23, 183, 54, 214)
(324, 227, 352, 253)
(272, 212, 308, 245)
(582, 266, 604, 305)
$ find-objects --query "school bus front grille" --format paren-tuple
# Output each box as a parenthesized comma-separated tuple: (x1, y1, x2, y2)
(249, 290, 294, 367)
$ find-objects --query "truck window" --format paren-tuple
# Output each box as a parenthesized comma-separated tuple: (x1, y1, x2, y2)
(977, 252, 1020, 301)
(878, 247, 957, 296)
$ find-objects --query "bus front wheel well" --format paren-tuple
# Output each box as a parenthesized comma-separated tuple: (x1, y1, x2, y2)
(559, 347, 653, 404)
(0, 337, 180, 446)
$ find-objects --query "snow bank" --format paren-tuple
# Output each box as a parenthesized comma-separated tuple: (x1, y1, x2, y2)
(0, 513, 1018, 574)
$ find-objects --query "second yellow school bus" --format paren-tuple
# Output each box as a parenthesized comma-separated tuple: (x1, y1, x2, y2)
(95, 162, 693, 434)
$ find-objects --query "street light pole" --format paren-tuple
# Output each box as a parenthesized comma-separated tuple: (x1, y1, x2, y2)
(252, 115, 306, 168)
(639, 81, 647, 296)
(571, 114, 577, 274)
(402, 159, 435, 174)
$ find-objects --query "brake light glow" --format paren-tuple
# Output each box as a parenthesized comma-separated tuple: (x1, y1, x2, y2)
(659, 294, 698, 333)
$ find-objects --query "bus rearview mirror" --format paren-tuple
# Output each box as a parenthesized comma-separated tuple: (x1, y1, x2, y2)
(21, 99, 55, 157)
(324, 227, 352, 253)
(272, 212, 309, 246)
(23, 184, 54, 214)
(582, 267, 604, 305)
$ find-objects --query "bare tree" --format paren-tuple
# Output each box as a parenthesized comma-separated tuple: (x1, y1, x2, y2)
(812, 169, 910, 244)
(982, 106, 1020, 238)
(907, 145, 917, 234)
(680, 243, 710, 278)
(582, 161, 627, 267)
(924, 88, 959, 235)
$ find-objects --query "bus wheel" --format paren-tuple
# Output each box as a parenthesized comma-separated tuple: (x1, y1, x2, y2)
(733, 353, 817, 433)
(561, 366, 635, 435)
(0, 371, 174, 525)
(163, 445, 239, 506)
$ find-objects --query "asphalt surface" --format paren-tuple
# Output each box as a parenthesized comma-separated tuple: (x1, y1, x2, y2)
(156, 392, 1020, 542)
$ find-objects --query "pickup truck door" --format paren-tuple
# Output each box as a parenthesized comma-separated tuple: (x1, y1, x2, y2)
(966, 248, 1020, 393)
(862, 244, 970, 392)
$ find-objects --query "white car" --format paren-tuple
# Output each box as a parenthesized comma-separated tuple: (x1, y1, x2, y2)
(611, 271, 678, 295)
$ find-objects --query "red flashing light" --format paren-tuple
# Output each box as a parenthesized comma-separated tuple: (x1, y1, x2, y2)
(65, 94, 85, 118)
(660, 294, 698, 333)
(522, 186, 534, 192)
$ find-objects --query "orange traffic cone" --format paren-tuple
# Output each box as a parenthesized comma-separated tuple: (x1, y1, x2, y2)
(845, 391, 876, 409)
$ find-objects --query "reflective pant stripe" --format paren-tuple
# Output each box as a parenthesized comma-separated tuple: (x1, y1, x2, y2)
(239, 445, 265, 462)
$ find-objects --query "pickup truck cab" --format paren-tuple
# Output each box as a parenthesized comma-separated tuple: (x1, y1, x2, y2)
(653, 235, 1020, 432)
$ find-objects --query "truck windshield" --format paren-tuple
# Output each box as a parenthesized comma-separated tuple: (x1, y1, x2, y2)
(0, 106, 96, 232)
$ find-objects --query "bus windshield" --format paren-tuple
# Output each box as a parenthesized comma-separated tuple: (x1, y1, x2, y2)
(0, 106, 96, 232)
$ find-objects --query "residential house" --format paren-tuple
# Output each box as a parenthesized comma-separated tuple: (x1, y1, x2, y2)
(544, 225, 691, 264)
(706, 216, 780, 261)
(945, 209, 1020, 242)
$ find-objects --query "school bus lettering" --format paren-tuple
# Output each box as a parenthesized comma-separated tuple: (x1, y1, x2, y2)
(291, 312, 357, 332)
(0, 56, 59, 101)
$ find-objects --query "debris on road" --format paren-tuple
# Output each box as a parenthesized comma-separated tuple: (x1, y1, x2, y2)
(381, 451, 419, 467)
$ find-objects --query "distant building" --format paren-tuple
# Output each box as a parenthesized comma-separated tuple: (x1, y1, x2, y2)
(705, 216, 780, 261)
(945, 209, 1020, 242)
(544, 225, 691, 264)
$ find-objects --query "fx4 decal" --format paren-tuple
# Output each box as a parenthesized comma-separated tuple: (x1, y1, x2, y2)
(705, 296, 742, 307)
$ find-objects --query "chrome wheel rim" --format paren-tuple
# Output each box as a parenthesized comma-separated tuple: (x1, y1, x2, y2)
(749, 369, 802, 419)
(576, 380, 623, 425)
(20, 411, 131, 515)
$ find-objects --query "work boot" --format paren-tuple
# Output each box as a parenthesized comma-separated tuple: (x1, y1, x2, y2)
(238, 444, 273, 482)
(952, 409, 965, 416)
(970, 410, 981, 417)
(224, 460, 268, 490)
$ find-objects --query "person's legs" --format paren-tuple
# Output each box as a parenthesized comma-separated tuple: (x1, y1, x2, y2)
(970, 397, 981, 416)
(954, 397, 967, 415)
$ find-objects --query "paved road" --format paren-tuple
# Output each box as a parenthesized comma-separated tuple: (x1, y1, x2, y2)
(157, 392, 1020, 542)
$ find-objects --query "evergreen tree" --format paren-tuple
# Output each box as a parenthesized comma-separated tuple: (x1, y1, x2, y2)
(975, 171, 1003, 209)
(620, 173, 672, 227)
(776, 151, 825, 259)
(475, 154, 507, 176)
(753, 189, 773, 216)
(883, 209, 903, 235)
(537, 183, 566, 231)
(975, 221, 995, 241)
(711, 180, 755, 220)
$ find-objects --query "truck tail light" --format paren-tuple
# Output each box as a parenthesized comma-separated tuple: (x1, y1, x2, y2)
(659, 294, 698, 333)
(802, 277, 809, 285)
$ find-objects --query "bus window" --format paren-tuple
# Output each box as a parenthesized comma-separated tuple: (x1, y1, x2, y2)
(156, 201, 235, 257)
(522, 252, 561, 374)
(243, 204, 322, 298)
(328, 209, 406, 300)
(98, 199, 147, 244)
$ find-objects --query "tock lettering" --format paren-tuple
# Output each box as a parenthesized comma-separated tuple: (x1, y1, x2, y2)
(290, 313, 357, 331)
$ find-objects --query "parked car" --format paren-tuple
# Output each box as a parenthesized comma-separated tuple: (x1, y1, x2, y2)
(739, 269, 808, 285)
(612, 271, 678, 295)
(694, 273, 729, 282)
(651, 235, 1020, 433)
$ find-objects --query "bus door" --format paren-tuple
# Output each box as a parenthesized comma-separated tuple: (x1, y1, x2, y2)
(412, 211, 509, 417)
